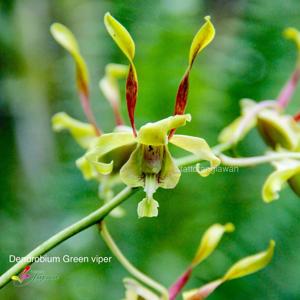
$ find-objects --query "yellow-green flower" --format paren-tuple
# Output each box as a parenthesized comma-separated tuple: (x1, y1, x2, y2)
(86, 114, 219, 218)
(218, 27, 300, 202)
(169, 222, 274, 300)
(51, 13, 219, 218)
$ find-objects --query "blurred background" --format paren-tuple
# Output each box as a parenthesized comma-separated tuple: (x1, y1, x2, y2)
(1, 0, 300, 299)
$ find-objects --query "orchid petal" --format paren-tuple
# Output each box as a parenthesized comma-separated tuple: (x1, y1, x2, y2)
(99, 63, 128, 126)
(123, 278, 160, 300)
(86, 132, 136, 175)
(52, 112, 96, 149)
(138, 114, 191, 146)
(262, 160, 300, 202)
(218, 99, 257, 145)
(137, 197, 159, 218)
(284, 27, 300, 51)
(76, 156, 98, 180)
(120, 144, 144, 187)
(104, 12, 138, 135)
(183, 241, 275, 299)
(223, 240, 275, 281)
(192, 223, 235, 267)
(50, 23, 100, 134)
(182, 279, 223, 300)
(172, 16, 215, 121)
(170, 134, 220, 176)
(257, 109, 300, 151)
(159, 147, 181, 189)
(189, 16, 215, 66)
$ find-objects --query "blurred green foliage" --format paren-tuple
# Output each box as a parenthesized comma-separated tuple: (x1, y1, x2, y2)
(1, 0, 300, 299)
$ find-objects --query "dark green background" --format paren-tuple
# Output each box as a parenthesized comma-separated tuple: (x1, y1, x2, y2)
(1, 0, 300, 299)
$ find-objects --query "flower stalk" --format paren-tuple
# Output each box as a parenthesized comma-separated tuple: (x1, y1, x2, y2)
(99, 223, 169, 299)
(0, 187, 135, 289)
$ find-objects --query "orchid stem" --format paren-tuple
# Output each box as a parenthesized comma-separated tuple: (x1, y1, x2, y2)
(0, 187, 135, 289)
(99, 222, 169, 300)
(220, 152, 300, 167)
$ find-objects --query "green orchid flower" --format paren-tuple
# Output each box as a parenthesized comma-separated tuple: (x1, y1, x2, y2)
(218, 26, 300, 202)
(86, 114, 219, 218)
(51, 13, 219, 218)
(219, 27, 300, 150)
(82, 13, 219, 218)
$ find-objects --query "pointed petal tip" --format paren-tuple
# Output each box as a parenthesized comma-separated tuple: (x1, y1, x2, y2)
(225, 223, 235, 232)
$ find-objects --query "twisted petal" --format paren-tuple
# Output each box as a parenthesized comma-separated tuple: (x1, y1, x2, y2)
(183, 240, 275, 299)
(223, 240, 275, 281)
(50, 23, 88, 85)
(52, 112, 96, 149)
(189, 16, 215, 66)
(170, 134, 220, 176)
(192, 223, 235, 267)
(50, 23, 100, 134)
(262, 159, 300, 202)
(76, 155, 98, 180)
(172, 16, 215, 123)
(86, 132, 136, 175)
(104, 13, 135, 61)
(99, 63, 128, 126)
(104, 12, 138, 135)
(138, 114, 191, 146)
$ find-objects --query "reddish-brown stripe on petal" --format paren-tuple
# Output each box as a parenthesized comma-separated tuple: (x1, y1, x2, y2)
(174, 70, 190, 115)
(126, 64, 138, 136)
(294, 111, 300, 122)
(169, 70, 190, 139)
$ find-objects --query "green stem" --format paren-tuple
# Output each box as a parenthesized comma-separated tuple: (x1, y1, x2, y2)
(99, 223, 169, 300)
(220, 152, 300, 167)
(0, 187, 135, 289)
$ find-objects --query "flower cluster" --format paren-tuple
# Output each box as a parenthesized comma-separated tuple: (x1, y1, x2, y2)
(48, 12, 277, 300)
(50, 13, 220, 218)
(219, 27, 300, 203)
